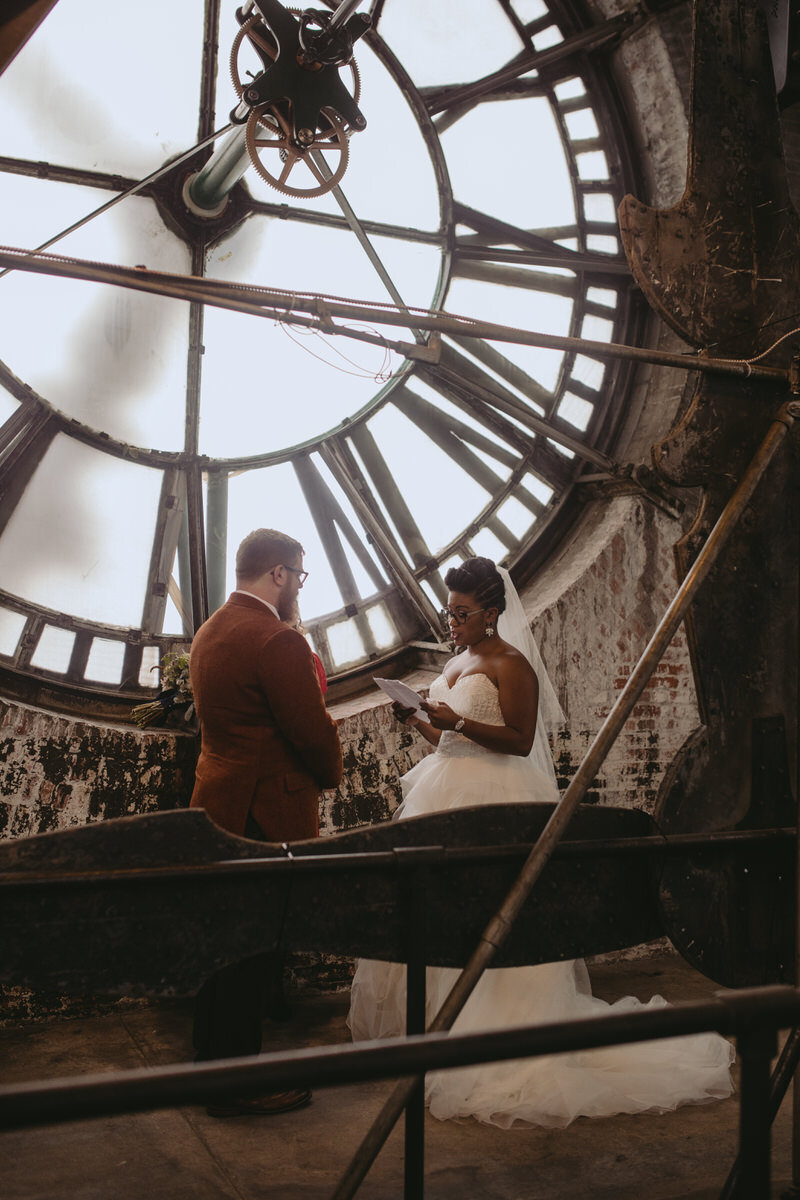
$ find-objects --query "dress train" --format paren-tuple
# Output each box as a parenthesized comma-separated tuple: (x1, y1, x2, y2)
(348, 673, 735, 1128)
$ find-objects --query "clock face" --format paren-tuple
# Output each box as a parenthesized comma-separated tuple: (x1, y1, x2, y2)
(0, 0, 639, 693)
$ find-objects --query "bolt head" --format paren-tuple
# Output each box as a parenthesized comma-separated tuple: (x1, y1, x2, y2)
(297, 127, 315, 146)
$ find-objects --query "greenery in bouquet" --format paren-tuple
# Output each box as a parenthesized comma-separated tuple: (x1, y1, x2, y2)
(131, 650, 195, 729)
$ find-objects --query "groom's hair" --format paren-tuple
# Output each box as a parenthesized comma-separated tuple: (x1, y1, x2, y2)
(235, 528, 304, 582)
(444, 557, 506, 613)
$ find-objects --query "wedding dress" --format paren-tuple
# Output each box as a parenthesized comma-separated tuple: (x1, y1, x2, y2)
(348, 594, 735, 1128)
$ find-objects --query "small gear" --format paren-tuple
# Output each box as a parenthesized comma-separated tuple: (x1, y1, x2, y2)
(245, 104, 349, 198)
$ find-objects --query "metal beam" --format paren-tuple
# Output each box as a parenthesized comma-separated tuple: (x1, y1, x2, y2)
(205, 469, 229, 615)
(421, 14, 636, 117)
(316, 440, 442, 637)
(1, 247, 785, 384)
(348, 423, 431, 568)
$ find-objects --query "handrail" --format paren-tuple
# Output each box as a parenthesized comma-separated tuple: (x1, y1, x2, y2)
(0, 984, 792, 1127)
(333, 396, 800, 1198)
(0, 826, 791, 890)
(0, 984, 795, 1198)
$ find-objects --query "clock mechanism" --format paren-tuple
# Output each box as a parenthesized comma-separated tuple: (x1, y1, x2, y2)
(230, 0, 369, 198)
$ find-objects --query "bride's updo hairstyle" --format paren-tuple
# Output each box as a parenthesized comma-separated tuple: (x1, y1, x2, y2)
(444, 556, 506, 614)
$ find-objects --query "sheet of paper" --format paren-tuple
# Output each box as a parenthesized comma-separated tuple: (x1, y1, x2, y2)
(373, 676, 431, 723)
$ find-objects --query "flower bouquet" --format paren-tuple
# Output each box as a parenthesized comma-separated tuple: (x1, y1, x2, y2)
(131, 650, 195, 728)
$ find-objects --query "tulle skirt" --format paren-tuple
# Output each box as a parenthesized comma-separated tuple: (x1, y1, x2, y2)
(349, 956, 734, 1128)
(348, 748, 735, 1128)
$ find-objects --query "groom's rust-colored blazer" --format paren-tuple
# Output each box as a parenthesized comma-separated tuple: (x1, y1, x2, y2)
(189, 592, 342, 840)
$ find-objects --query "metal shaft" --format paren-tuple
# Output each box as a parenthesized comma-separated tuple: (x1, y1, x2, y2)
(186, 127, 251, 213)
(0, 249, 789, 386)
(328, 0, 364, 30)
(330, 397, 799, 1199)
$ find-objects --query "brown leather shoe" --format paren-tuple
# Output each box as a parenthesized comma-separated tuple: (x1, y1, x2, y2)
(206, 1089, 312, 1118)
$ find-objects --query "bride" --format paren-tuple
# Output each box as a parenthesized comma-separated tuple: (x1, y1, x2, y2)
(348, 556, 734, 1129)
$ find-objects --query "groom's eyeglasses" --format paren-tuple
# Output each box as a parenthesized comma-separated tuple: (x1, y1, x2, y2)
(440, 606, 484, 625)
(273, 565, 309, 584)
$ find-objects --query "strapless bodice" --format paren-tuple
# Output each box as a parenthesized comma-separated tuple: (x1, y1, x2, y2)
(430, 672, 504, 759)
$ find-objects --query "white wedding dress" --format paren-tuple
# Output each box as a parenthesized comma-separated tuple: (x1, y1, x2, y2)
(348, 672, 735, 1129)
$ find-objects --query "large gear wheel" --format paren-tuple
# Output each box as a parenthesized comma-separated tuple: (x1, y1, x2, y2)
(230, 12, 361, 125)
(245, 104, 349, 198)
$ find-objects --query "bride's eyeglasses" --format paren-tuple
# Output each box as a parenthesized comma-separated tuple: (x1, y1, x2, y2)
(440, 606, 484, 625)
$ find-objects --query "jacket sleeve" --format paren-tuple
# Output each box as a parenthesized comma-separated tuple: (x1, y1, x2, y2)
(257, 628, 343, 789)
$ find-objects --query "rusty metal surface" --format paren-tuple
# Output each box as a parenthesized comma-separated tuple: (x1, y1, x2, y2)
(619, 0, 799, 986)
(0, 806, 664, 995)
(0, 806, 793, 996)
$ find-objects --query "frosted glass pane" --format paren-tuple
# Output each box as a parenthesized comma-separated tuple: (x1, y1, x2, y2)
(347, 441, 417, 569)
(400, 376, 516, 477)
(497, 495, 537, 538)
(0, 0, 204, 176)
(572, 356, 605, 390)
(558, 393, 594, 431)
(226, 461, 386, 621)
(0, 435, 163, 625)
(0, 192, 190, 450)
(513, 0, 549, 20)
(576, 151, 610, 181)
(379, 0, 523, 88)
(532, 25, 563, 50)
(162, 593, 186, 637)
(586, 286, 618, 309)
(446, 277, 571, 391)
(366, 604, 398, 651)
(565, 110, 600, 140)
(555, 78, 587, 101)
(369, 404, 489, 552)
(201, 219, 442, 454)
(0, 608, 26, 656)
(586, 235, 620, 255)
(582, 315, 615, 343)
(421, 578, 442, 610)
(470, 527, 508, 561)
(207, 218, 441, 308)
(0, 389, 18, 427)
(139, 645, 162, 689)
(584, 193, 619, 223)
(525, 473, 554, 505)
(31, 626, 74, 673)
(442, 96, 574, 229)
(85, 638, 125, 684)
(0, 173, 114, 252)
(327, 619, 365, 667)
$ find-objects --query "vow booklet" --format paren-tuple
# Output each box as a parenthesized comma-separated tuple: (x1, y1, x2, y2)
(373, 676, 431, 723)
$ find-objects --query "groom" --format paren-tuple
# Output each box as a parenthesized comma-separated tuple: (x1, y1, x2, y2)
(189, 527, 343, 1116)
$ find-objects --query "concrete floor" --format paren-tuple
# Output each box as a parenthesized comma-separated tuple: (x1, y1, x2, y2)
(0, 953, 796, 1200)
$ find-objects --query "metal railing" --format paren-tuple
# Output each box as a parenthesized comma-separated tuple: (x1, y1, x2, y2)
(0, 983, 797, 1199)
(0, 399, 796, 1199)
(330, 395, 800, 1197)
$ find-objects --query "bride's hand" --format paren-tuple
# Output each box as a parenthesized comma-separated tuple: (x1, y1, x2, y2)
(391, 701, 420, 726)
(420, 700, 460, 730)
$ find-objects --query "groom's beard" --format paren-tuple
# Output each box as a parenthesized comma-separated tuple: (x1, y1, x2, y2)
(279, 593, 301, 626)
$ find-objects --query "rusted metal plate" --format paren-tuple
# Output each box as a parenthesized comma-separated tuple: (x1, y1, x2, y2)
(618, 0, 798, 989)
(0, 806, 664, 996)
(618, 0, 800, 359)
(657, 716, 796, 987)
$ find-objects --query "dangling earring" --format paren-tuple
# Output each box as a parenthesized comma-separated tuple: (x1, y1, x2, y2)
(485, 624, 496, 638)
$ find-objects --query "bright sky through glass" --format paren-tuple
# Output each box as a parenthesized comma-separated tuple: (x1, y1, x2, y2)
(0, 0, 623, 650)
